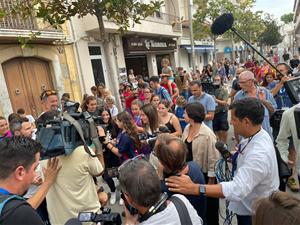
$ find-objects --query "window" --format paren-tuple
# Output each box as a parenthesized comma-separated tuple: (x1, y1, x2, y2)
(88, 46, 105, 85)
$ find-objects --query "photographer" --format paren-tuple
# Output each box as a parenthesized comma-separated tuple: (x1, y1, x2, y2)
(119, 157, 202, 225)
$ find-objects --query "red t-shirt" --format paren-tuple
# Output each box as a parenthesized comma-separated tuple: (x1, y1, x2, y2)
(161, 82, 177, 104)
(123, 91, 135, 108)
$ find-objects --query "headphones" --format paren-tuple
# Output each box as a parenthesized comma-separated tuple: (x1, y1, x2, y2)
(139, 193, 169, 222)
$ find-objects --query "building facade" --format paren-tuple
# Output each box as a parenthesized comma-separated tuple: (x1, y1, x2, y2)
(0, 0, 82, 118)
(70, 0, 182, 102)
(294, 0, 300, 54)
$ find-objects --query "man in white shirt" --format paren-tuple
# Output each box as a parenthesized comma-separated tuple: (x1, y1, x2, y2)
(165, 98, 279, 225)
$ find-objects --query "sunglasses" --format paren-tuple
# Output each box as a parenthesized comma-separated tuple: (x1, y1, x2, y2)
(40, 90, 57, 100)
(118, 154, 147, 173)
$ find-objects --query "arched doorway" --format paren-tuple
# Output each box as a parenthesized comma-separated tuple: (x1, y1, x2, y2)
(2, 57, 54, 118)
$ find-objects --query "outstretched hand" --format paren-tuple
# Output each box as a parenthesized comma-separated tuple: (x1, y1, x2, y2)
(43, 157, 61, 185)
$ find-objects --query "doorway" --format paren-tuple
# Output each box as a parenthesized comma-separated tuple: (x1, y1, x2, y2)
(2, 57, 54, 118)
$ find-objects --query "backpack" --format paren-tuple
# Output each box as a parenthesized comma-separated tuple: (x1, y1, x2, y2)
(37, 111, 102, 159)
(0, 194, 24, 216)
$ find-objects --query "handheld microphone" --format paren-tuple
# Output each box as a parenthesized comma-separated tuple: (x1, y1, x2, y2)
(215, 141, 232, 160)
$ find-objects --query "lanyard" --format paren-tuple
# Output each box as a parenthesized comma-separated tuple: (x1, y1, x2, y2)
(231, 130, 260, 177)
(0, 188, 10, 195)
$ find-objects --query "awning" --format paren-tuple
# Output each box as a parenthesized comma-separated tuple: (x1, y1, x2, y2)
(180, 45, 214, 53)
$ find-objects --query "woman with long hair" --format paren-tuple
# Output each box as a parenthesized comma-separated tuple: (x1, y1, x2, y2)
(158, 100, 182, 137)
(140, 103, 160, 135)
(143, 87, 153, 105)
(150, 95, 160, 109)
(104, 111, 141, 162)
(98, 108, 120, 205)
(261, 72, 276, 90)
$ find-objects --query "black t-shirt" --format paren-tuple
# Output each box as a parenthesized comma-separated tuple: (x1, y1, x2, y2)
(290, 59, 300, 69)
(0, 199, 44, 225)
(232, 79, 241, 91)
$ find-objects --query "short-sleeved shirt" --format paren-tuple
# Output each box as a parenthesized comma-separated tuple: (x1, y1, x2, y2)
(212, 87, 229, 114)
(154, 86, 172, 103)
(188, 93, 216, 130)
(273, 82, 293, 109)
(116, 131, 137, 162)
(234, 88, 277, 139)
(43, 146, 103, 225)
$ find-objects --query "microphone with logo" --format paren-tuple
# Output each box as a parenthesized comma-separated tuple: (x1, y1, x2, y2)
(215, 141, 233, 182)
(215, 141, 232, 160)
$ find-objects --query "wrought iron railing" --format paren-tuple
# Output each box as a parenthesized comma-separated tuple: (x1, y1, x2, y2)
(143, 12, 182, 32)
(0, 0, 61, 32)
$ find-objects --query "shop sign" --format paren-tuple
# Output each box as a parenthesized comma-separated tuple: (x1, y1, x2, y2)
(125, 37, 177, 52)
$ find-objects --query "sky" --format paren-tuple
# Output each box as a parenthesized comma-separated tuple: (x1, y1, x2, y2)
(252, 0, 294, 20)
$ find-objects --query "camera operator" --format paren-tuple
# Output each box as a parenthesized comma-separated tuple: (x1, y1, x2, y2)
(39, 110, 104, 225)
(155, 134, 206, 221)
(119, 156, 203, 225)
(0, 137, 45, 225)
(40, 90, 59, 115)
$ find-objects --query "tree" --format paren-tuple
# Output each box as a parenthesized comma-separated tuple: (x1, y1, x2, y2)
(0, 0, 162, 105)
(281, 13, 294, 24)
(258, 15, 283, 46)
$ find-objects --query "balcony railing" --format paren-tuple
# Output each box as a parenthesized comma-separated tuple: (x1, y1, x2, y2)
(0, 0, 61, 32)
(143, 12, 182, 32)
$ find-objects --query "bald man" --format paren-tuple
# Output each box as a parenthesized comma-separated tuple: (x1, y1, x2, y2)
(234, 71, 277, 139)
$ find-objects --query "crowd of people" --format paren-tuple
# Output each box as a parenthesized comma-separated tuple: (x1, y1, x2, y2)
(0, 55, 300, 225)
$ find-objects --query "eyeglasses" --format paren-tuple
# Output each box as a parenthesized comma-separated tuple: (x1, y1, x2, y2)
(40, 90, 57, 100)
(118, 154, 147, 173)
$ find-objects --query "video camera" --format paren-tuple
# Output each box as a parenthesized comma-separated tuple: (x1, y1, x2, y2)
(36, 101, 102, 159)
(78, 208, 121, 225)
(138, 126, 171, 151)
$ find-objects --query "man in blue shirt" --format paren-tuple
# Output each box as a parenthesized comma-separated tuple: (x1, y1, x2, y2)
(149, 76, 172, 104)
(234, 71, 276, 139)
(188, 80, 216, 130)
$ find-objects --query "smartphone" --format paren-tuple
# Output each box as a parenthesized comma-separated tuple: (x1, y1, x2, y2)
(78, 212, 94, 222)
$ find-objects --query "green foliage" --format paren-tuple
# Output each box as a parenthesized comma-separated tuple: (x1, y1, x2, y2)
(193, 0, 265, 43)
(280, 13, 294, 24)
(3, 0, 162, 32)
(258, 16, 283, 46)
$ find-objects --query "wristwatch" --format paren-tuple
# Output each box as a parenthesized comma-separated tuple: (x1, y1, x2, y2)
(199, 184, 206, 194)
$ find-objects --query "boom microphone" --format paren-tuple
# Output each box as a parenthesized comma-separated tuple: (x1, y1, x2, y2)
(215, 141, 232, 160)
(211, 13, 285, 78)
(211, 13, 234, 35)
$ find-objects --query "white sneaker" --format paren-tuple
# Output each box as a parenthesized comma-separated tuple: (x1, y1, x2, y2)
(110, 192, 116, 205)
(119, 197, 124, 205)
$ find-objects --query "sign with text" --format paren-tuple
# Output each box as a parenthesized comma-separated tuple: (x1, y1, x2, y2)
(124, 37, 177, 52)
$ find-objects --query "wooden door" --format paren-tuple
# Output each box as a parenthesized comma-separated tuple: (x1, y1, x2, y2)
(3, 58, 54, 118)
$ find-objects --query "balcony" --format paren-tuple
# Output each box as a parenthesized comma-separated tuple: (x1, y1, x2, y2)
(0, 0, 64, 43)
(143, 12, 182, 33)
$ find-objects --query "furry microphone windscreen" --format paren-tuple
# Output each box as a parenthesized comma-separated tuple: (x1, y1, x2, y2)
(211, 13, 234, 35)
